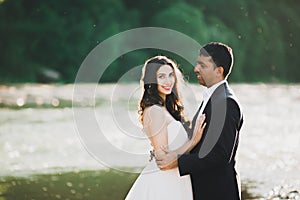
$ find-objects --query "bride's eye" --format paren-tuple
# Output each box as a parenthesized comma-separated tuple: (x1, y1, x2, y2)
(158, 74, 165, 79)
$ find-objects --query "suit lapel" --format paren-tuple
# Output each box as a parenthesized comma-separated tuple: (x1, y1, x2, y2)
(191, 83, 226, 151)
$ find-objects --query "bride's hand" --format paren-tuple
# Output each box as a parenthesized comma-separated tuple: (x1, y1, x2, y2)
(165, 115, 206, 155)
(191, 114, 206, 146)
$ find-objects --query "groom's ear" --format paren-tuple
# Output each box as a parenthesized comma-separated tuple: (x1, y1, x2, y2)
(216, 66, 224, 77)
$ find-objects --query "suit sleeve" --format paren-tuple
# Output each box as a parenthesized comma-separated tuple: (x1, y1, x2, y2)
(178, 98, 241, 176)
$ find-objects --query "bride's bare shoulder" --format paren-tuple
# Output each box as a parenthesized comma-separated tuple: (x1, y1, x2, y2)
(144, 104, 163, 112)
(143, 105, 166, 126)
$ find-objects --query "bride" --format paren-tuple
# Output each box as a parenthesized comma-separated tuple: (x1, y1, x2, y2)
(125, 56, 206, 200)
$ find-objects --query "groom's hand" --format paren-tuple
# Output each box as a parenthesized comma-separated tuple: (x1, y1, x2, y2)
(155, 146, 178, 170)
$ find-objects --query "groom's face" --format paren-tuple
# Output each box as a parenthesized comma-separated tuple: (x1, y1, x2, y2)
(194, 55, 218, 87)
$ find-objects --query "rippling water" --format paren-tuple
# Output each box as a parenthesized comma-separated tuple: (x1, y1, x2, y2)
(0, 83, 300, 198)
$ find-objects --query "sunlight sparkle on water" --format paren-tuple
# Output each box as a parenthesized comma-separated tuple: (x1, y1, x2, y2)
(51, 98, 60, 107)
(16, 98, 25, 107)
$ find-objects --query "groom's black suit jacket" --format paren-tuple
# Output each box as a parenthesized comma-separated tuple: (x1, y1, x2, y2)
(179, 82, 243, 200)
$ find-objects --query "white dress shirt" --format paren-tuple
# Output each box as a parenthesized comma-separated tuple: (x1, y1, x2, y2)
(197, 80, 227, 120)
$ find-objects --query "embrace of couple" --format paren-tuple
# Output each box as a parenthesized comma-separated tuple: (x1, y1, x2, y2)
(125, 42, 244, 200)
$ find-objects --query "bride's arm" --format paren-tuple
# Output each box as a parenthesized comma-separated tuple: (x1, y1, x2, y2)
(143, 106, 169, 156)
(171, 114, 206, 155)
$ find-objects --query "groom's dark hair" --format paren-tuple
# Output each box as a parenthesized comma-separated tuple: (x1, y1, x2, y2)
(200, 42, 233, 79)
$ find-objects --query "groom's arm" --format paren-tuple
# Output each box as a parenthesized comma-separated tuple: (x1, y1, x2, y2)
(178, 98, 241, 176)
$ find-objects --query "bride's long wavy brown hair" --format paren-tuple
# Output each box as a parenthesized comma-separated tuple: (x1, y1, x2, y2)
(138, 56, 188, 125)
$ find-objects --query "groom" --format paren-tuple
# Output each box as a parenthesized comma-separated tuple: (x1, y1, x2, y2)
(156, 42, 244, 200)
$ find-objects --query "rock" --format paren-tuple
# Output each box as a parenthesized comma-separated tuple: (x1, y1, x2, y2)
(266, 185, 300, 200)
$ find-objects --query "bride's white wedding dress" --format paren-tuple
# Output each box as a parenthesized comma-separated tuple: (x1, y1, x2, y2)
(125, 120, 193, 200)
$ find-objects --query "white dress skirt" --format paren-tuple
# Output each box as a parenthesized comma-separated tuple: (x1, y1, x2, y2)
(125, 121, 193, 200)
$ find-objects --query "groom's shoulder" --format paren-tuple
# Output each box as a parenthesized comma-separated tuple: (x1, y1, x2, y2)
(226, 92, 243, 118)
(224, 84, 239, 100)
(223, 84, 243, 110)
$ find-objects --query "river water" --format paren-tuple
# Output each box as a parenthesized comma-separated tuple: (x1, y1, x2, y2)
(0, 83, 299, 198)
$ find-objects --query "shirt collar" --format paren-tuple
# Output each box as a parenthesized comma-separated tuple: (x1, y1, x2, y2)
(203, 80, 227, 101)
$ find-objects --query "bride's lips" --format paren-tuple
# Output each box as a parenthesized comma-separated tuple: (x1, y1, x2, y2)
(162, 86, 172, 91)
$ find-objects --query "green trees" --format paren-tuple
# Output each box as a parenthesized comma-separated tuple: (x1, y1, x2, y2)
(0, 0, 299, 83)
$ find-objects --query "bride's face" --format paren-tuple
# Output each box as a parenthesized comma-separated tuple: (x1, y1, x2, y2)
(156, 64, 175, 98)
